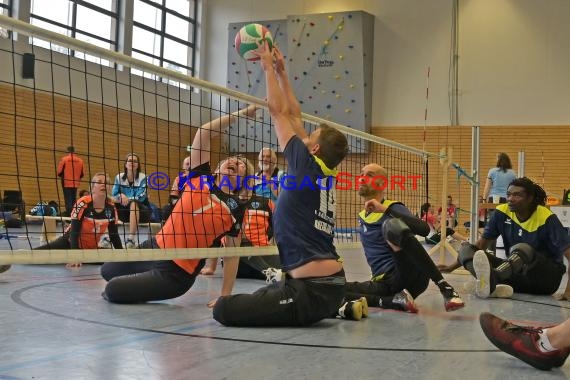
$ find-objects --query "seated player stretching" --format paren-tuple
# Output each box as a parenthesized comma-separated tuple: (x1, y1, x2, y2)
(100, 106, 258, 303)
(344, 164, 465, 312)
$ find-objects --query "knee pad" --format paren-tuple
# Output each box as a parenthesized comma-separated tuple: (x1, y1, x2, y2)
(382, 218, 412, 247)
(458, 243, 478, 266)
(509, 243, 535, 264)
(506, 243, 536, 274)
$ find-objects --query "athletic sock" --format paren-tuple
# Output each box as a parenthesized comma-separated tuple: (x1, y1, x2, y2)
(537, 329, 557, 352)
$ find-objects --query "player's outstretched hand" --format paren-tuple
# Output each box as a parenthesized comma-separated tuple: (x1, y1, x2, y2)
(437, 262, 461, 273)
(236, 104, 258, 119)
(207, 297, 219, 309)
(253, 40, 273, 72)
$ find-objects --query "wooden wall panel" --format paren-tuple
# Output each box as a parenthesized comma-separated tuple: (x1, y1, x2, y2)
(0, 84, 193, 210)
(2, 82, 569, 230)
(375, 125, 570, 226)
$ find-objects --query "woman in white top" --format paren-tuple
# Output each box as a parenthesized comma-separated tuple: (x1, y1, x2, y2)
(112, 153, 151, 248)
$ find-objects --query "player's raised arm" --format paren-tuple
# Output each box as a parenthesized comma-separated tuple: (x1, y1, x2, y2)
(273, 46, 307, 141)
(255, 41, 297, 151)
(190, 105, 258, 169)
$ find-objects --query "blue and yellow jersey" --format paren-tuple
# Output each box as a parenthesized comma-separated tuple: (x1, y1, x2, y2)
(483, 204, 570, 263)
(358, 199, 407, 277)
(273, 136, 340, 272)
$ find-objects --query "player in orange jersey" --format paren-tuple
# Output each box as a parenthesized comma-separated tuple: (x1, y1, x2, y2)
(35, 173, 123, 267)
(100, 105, 258, 303)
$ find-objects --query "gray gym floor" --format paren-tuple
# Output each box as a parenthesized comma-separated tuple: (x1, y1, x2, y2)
(1, 225, 569, 379)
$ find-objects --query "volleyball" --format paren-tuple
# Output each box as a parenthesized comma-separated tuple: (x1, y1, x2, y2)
(234, 23, 273, 61)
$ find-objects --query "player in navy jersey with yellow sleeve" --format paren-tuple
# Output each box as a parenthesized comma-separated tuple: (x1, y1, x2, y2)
(344, 164, 464, 313)
(212, 41, 351, 326)
(455, 177, 570, 298)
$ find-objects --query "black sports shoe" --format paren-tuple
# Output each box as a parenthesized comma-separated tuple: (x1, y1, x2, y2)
(338, 299, 365, 321)
(438, 281, 465, 312)
(480, 312, 570, 370)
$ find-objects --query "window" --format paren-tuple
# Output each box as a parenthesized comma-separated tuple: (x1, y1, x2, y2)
(30, 0, 119, 65)
(0, 0, 11, 38)
(132, 0, 197, 84)
(0, 0, 10, 17)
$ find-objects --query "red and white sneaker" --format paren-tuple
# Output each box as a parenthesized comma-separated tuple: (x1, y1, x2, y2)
(479, 312, 570, 370)
(391, 289, 419, 313)
(439, 282, 465, 312)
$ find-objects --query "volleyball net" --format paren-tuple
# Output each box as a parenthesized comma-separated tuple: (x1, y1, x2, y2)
(0, 15, 430, 265)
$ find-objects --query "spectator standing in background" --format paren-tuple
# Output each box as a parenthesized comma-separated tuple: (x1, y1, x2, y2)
(57, 146, 84, 217)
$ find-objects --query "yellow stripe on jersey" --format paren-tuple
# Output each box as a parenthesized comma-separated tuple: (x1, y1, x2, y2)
(312, 155, 339, 176)
(358, 199, 399, 224)
(495, 204, 553, 233)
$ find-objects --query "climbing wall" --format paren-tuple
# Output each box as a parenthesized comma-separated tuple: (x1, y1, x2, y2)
(227, 19, 289, 153)
(227, 11, 374, 153)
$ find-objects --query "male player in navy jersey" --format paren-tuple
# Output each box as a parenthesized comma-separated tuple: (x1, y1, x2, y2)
(449, 177, 570, 299)
(344, 163, 465, 312)
(213, 41, 350, 326)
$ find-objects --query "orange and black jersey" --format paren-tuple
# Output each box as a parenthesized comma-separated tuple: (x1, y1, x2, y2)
(155, 163, 246, 274)
(66, 195, 122, 249)
(241, 195, 274, 247)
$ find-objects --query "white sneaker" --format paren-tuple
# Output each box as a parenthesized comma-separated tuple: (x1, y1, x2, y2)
(98, 235, 112, 249)
(125, 238, 136, 249)
(463, 278, 513, 298)
(490, 284, 514, 298)
(473, 250, 491, 298)
(262, 267, 282, 284)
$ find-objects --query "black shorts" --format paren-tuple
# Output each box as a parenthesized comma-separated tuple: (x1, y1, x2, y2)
(115, 201, 151, 223)
(213, 270, 346, 327)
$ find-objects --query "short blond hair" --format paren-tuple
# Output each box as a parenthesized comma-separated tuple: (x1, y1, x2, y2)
(90, 172, 110, 191)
